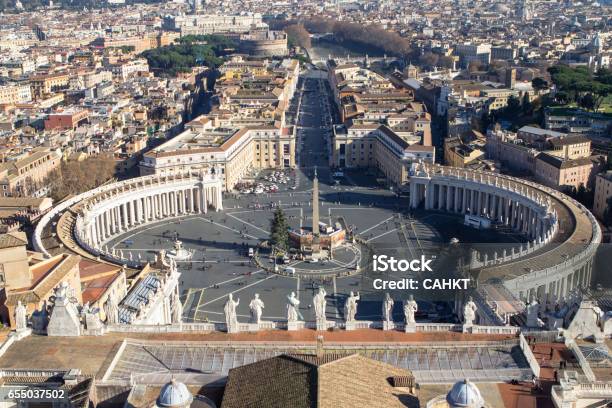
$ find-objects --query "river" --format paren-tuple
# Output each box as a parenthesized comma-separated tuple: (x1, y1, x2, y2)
(308, 38, 385, 61)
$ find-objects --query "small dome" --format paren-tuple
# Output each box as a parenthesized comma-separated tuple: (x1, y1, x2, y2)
(446, 379, 485, 408)
(157, 379, 193, 408)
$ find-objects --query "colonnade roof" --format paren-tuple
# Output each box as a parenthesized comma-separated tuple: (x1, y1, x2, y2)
(415, 163, 598, 282)
(477, 183, 594, 282)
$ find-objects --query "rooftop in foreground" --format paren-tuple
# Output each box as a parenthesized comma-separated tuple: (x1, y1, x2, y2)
(0, 330, 526, 385)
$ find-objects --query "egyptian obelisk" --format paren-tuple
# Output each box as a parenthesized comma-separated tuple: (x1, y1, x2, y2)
(312, 167, 320, 234)
(312, 167, 321, 255)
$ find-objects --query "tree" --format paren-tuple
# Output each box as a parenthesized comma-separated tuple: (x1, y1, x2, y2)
(44, 154, 117, 202)
(141, 35, 235, 77)
(521, 92, 532, 115)
(568, 183, 594, 208)
(554, 91, 570, 105)
(418, 52, 439, 69)
(578, 93, 596, 111)
(284, 24, 311, 49)
(532, 77, 549, 92)
(506, 95, 522, 116)
(439, 56, 455, 69)
(547, 64, 612, 111)
(270, 207, 289, 250)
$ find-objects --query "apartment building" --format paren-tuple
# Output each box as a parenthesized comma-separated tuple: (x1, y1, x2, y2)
(139, 115, 295, 191)
(44, 109, 90, 130)
(164, 14, 268, 35)
(0, 147, 62, 197)
(91, 32, 179, 54)
(454, 43, 492, 66)
(593, 171, 612, 221)
(444, 137, 485, 168)
(109, 59, 150, 81)
(30, 73, 70, 99)
(331, 123, 435, 188)
(534, 153, 594, 191)
(486, 127, 594, 184)
(0, 83, 32, 105)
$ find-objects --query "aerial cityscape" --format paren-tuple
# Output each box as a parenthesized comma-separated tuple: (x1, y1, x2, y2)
(0, 0, 610, 407)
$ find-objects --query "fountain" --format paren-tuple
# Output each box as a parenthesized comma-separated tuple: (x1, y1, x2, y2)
(166, 239, 194, 262)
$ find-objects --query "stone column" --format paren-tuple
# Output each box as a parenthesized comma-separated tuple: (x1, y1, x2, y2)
(121, 203, 128, 230)
(115, 207, 121, 232)
(462, 188, 468, 214)
(103, 211, 110, 238)
(470, 189, 476, 215)
(150, 195, 156, 219)
(453, 186, 460, 212)
(109, 207, 115, 235)
(131, 200, 137, 225)
(526, 207, 532, 235)
(154, 195, 159, 219)
(95, 216, 102, 243)
(163, 193, 169, 216)
(203, 186, 208, 213)
(190, 188, 195, 213)
(143, 197, 149, 222)
(136, 198, 142, 224)
(102, 211, 110, 240)
(410, 182, 417, 208)
(100, 215, 106, 241)
(173, 191, 179, 216)
(90, 220, 98, 246)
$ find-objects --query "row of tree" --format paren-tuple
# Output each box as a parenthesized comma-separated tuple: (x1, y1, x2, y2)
(43, 154, 117, 202)
(548, 66, 611, 112)
(283, 23, 312, 50)
(141, 35, 235, 77)
(270, 17, 418, 59)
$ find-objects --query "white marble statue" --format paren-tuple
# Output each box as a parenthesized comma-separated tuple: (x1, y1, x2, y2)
(313, 287, 327, 325)
(104, 296, 118, 325)
(14, 301, 27, 331)
(249, 294, 265, 324)
(224, 294, 240, 333)
(565, 301, 605, 343)
(345, 291, 360, 323)
(526, 299, 540, 327)
(463, 297, 478, 326)
(383, 293, 394, 324)
(83, 305, 103, 331)
(54, 282, 68, 299)
(81, 302, 91, 316)
(404, 295, 418, 325)
(172, 292, 183, 324)
(287, 292, 302, 322)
